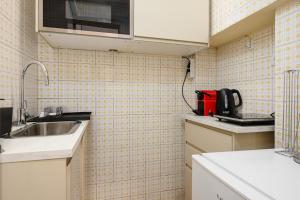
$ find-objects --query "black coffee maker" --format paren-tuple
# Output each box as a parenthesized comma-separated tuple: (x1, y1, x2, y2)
(216, 89, 242, 116)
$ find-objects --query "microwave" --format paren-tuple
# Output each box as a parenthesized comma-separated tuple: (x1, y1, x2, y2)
(39, 0, 132, 38)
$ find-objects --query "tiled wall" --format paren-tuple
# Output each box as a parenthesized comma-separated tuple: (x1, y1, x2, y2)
(211, 0, 276, 35)
(37, 5, 279, 199)
(274, 0, 300, 147)
(0, 0, 38, 120)
(212, 0, 300, 149)
(216, 25, 275, 114)
(2, 0, 291, 198)
(37, 35, 216, 200)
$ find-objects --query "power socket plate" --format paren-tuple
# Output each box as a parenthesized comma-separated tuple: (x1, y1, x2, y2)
(189, 58, 195, 79)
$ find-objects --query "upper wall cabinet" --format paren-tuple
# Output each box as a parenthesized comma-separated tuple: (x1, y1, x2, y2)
(134, 0, 209, 44)
(36, 0, 209, 56)
(209, 0, 290, 47)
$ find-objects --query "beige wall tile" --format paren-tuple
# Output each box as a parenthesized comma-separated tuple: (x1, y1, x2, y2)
(58, 81, 78, 99)
(131, 179, 146, 196)
(0, 0, 38, 119)
(216, 25, 275, 115)
(59, 63, 78, 81)
(274, 0, 300, 147)
(35, 8, 219, 200)
(78, 64, 95, 81)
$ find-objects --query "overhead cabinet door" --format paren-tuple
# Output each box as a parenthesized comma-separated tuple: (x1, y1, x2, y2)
(134, 0, 209, 44)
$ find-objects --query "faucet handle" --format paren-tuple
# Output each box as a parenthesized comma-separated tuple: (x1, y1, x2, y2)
(56, 106, 63, 116)
(24, 111, 31, 120)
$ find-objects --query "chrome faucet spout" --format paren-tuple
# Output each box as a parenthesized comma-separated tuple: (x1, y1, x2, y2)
(19, 61, 49, 124)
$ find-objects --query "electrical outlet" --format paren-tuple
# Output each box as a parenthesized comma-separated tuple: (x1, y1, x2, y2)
(189, 58, 195, 79)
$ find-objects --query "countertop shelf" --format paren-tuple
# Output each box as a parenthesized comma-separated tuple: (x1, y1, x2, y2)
(0, 121, 89, 163)
(184, 114, 274, 134)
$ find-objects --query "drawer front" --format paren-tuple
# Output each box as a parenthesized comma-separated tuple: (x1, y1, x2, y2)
(185, 166, 192, 200)
(193, 163, 246, 200)
(185, 122, 233, 152)
(185, 144, 202, 168)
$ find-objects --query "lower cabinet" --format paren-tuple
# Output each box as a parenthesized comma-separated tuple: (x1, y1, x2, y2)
(185, 166, 192, 200)
(193, 162, 246, 200)
(0, 134, 86, 200)
(67, 134, 86, 200)
(184, 120, 274, 200)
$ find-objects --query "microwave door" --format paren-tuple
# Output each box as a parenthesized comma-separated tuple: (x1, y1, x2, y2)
(67, 0, 112, 23)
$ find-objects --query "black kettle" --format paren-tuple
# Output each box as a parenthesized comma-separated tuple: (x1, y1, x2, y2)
(216, 89, 242, 116)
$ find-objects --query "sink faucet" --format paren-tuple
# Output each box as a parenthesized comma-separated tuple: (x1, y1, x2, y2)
(19, 61, 49, 124)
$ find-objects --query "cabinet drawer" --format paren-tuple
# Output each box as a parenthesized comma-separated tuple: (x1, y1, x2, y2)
(185, 144, 202, 168)
(185, 122, 233, 152)
(193, 164, 246, 200)
(185, 166, 192, 200)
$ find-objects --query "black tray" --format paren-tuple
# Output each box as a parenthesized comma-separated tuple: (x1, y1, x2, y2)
(28, 112, 92, 122)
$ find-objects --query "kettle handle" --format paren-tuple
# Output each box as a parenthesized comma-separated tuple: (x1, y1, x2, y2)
(231, 89, 243, 107)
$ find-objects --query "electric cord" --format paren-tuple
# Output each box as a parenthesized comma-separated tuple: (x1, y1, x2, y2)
(181, 57, 196, 113)
(182, 70, 194, 111)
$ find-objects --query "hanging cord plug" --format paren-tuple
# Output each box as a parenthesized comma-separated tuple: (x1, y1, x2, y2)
(181, 57, 197, 114)
(183, 57, 191, 73)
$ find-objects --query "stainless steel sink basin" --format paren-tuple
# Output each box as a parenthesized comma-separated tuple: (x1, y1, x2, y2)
(10, 121, 81, 138)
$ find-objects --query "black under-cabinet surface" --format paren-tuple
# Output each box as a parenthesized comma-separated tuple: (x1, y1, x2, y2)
(28, 112, 92, 122)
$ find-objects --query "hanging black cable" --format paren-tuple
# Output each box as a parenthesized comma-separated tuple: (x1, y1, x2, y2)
(181, 57, 196, 112)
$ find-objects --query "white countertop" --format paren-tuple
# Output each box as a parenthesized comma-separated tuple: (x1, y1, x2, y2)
(0, 120, 89, 163)
(193, 149, 300, 200)
(185, 114, 274, 133)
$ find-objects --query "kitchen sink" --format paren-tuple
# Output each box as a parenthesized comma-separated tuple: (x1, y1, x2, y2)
(10, 121, 81, 138)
